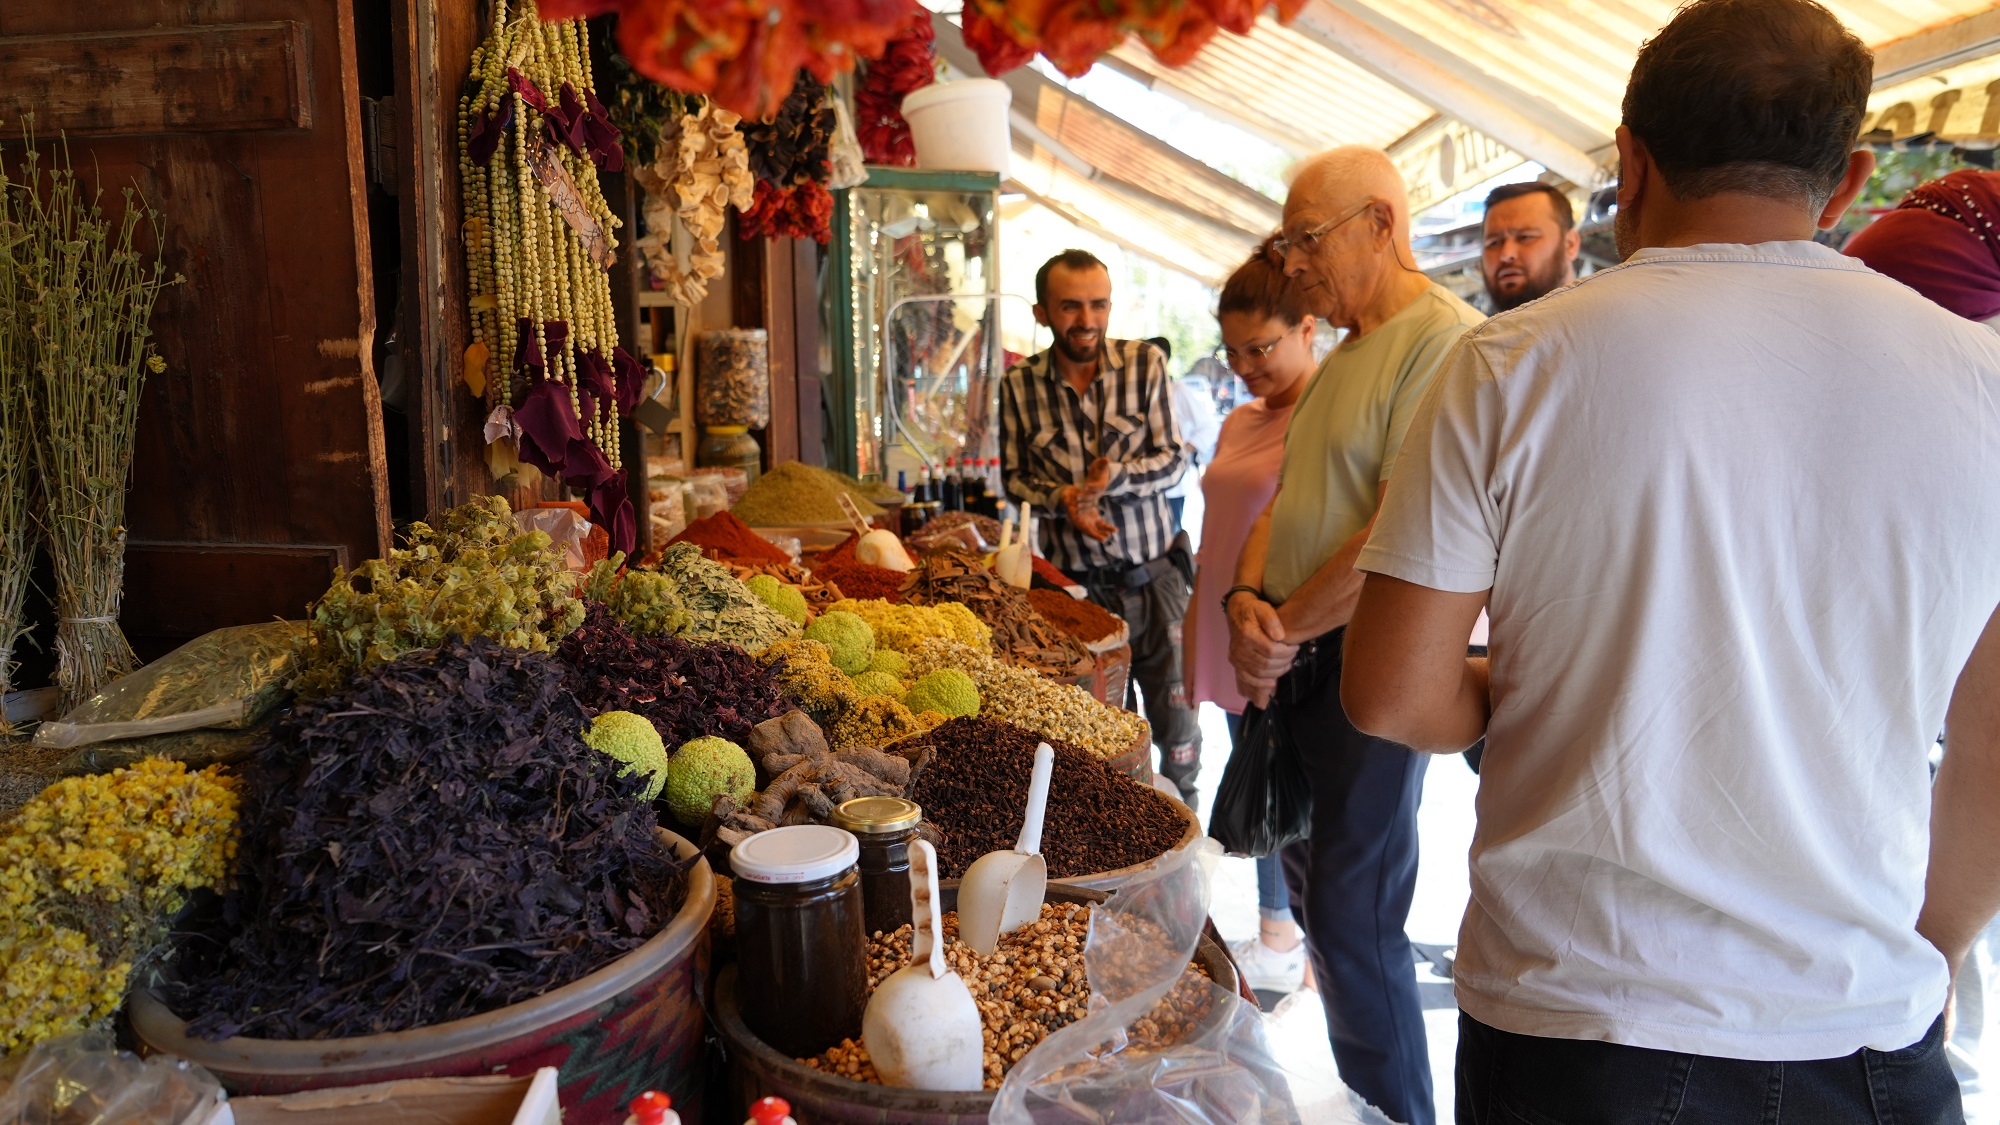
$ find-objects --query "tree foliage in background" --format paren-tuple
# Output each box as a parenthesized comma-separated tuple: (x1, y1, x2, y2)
(1831, 147, 1980, 243)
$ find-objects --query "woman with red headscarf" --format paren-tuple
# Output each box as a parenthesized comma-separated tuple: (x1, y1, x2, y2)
(1845, 169, 2000, 323)
(1845, 166, 2000, 1122)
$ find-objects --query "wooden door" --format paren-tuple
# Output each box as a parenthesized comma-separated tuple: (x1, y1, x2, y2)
(0, 0, 388, 652)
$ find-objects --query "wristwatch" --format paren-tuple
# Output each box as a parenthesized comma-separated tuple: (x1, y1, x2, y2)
(1221, 584, 1262, 612)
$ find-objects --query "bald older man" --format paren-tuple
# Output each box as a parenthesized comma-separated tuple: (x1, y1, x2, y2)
(1225, 146, 1482, 1125)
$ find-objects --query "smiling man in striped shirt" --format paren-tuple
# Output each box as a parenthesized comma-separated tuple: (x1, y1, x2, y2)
(999, 249, 1200, 803)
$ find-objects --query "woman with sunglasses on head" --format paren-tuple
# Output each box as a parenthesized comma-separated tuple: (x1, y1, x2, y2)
(1185, 237, 1319, 996)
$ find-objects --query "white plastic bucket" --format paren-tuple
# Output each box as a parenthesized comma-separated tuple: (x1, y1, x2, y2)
(901, 79, 1012, 176)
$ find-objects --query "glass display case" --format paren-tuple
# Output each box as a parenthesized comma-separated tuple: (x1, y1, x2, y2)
(827, 167, 1013, 483)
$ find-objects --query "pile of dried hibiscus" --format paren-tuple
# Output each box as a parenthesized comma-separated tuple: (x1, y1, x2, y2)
(560, 602, 792, 748)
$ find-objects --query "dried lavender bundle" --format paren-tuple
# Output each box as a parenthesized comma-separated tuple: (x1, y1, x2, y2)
(11, 130, 176, 707)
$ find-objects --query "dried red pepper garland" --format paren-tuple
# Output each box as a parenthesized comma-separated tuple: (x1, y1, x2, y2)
(544, 0, 918, 122)
(961, 0, 1309, 78)
(855, 15, 935, 166)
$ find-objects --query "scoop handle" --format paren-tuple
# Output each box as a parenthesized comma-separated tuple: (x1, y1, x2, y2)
(837, 492, 871, 538)
(1016, 743, 1054, 857)
(909, 838, 948, 979)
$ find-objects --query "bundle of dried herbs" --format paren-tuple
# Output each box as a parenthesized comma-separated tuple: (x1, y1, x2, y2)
(170, 636, 687, 1041)
(560, 602, 790, 749)
(11, 132, 178, 707)
(294, 495, 583, 696)
(652, 542, 799, 654)
(0, 160, 32, 721)
(902, 551, 1090, 675)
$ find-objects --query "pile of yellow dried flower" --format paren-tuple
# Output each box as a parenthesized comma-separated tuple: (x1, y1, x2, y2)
(0, 759, 239, 1053)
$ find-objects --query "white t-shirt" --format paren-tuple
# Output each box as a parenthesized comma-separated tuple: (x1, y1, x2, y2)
(1166, 379, 1221, 500)
(1359, 240, 2000, 1060)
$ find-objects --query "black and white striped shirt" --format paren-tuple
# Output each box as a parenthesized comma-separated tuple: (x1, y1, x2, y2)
(999, 338, 1187, 571)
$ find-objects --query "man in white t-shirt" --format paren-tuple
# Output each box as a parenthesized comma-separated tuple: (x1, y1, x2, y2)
(1341, 0, 2000, 1120)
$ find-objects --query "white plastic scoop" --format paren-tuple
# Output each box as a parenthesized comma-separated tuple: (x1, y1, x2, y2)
(993, 503, 1032, 588)
(842, 491, 915, 572)
(957, 741, 1054, 955)
(861, 838, 983, 1091)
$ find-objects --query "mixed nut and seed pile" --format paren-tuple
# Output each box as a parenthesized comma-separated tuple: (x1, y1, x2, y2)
(801, 902, 1216, 1089)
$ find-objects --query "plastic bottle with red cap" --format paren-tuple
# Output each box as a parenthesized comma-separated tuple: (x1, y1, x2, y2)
(624, 1091, 680, 1125)
(746, 1095, 798, 1125)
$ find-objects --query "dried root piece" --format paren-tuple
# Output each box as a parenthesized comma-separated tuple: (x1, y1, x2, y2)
(831, 747, 909, 788)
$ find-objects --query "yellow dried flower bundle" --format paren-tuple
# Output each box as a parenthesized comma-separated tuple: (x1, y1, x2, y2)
(0, 758, 239, 1053)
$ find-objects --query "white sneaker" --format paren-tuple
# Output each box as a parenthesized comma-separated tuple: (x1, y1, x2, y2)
(1230, 935, 1307, 994)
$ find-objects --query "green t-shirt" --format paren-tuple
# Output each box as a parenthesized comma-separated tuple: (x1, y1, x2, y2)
(1264, 284, 1484, 603)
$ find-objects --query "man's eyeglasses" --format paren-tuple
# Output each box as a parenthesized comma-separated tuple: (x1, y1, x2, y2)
(1272, 198, 1378, 257)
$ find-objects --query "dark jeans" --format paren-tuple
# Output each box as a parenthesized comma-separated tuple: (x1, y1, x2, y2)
(1074, 564, 1202, 805)
(1458, 1011, 1963, 1125)
(1275, 626, 1433, 1125)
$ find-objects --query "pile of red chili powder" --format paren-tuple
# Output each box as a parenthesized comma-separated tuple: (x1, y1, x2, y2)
(669, 511, 790, 564)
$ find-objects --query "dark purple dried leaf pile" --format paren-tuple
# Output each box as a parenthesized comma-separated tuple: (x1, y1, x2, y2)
(560, 601, 792, 747)
(171, 636, 686, 1040)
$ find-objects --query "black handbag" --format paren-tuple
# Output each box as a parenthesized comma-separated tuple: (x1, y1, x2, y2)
(1206, 700, 1313, 857)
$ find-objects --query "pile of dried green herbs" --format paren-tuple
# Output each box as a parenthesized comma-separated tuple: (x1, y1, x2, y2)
(170, 635, 688, 1040)
(293, 495, 584, 696)
(652, 542, 798, 654)
(6, 128, 178, 708)
(581, 551, 689, 636)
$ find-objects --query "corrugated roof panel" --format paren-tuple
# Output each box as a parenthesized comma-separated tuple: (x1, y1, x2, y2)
(1009, 139, 1256, 284)
(1106, 15, 1438, 152)
(1350, 0, 2000, 139)
(1022, 83, 1283, 237)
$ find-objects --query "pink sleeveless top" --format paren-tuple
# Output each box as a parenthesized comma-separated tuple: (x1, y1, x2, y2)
(1189, 398, 1294, 714)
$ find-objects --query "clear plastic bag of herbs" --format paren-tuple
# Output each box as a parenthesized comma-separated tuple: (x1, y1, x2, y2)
(33, 622, 305, 749)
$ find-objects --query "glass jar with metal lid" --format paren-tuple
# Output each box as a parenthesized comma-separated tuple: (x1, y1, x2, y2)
(730, 825, 868, 1058)
(833, 796, 923, 937)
